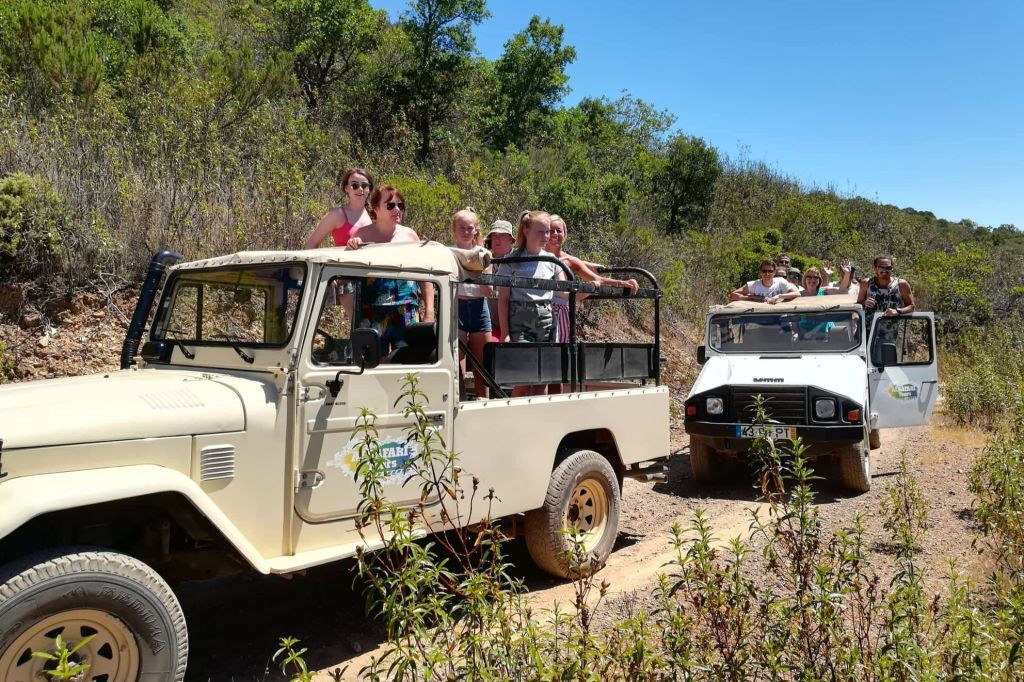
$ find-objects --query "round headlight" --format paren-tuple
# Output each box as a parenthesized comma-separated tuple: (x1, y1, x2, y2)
(706, 396, 724, 415)
(814, 398, 837, 419)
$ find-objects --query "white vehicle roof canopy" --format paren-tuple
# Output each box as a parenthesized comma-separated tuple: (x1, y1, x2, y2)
(710, 294, 861, 314)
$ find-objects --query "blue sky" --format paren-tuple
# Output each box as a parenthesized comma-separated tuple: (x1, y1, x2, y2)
(373, 1, 1024, 228)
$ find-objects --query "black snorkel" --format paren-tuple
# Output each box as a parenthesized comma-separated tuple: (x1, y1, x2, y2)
(120, 250, 183, 369)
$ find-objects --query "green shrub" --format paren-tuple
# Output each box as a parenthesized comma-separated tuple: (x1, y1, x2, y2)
(0, 171, 67, 280)
(942, 319, 1024, 429)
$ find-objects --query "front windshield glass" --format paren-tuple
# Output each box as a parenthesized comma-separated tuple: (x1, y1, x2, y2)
(152, 265, 305, 346)
(709, 311, 862, 353)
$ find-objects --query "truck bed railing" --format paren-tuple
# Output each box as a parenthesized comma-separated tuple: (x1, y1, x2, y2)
(464, 256, 662, 393)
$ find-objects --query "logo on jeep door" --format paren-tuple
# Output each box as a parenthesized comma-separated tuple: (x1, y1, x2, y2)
(753, 378, 784, 383)
(887, 383, 919, 400)
(325, 437, 418, 486)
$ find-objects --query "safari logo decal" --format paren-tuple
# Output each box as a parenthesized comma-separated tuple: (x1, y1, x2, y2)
(325, 437, 418, 486)
(887, 383, 919, 400)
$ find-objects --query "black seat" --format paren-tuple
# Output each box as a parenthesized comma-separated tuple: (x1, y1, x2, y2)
(385, 322, 437, 365)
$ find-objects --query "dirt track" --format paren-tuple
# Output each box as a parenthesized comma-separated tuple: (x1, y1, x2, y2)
(179, 417, 988, 681)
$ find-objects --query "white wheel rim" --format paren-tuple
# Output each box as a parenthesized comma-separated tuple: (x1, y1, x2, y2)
(0, 608, 141, 682)
(566, 479, 609, 553)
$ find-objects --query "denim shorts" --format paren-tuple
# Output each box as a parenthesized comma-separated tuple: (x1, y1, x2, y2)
(508, 300, 554, 342)
(458, 297, 492, 334)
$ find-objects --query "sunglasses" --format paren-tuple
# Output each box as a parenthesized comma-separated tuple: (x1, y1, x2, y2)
(348, 181, 370, 190)
(876, 265, 893, 271)
(788, 275, 801, 280)
(385, 201, 405, 211)
(806, 276, 820, 280)
(759, 269, 775, 274)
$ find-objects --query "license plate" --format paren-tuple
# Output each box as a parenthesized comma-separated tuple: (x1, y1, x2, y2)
(735, 424, 797, 440)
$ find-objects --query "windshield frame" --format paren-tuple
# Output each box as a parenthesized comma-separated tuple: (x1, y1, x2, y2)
(707, 309, 864, 355)
(150, 262, 308, 349)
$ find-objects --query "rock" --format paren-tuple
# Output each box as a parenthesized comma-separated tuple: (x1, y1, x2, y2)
(93, 310, 106, 318)
(38, 335, 50, 348)
(19, 308, 42, 329)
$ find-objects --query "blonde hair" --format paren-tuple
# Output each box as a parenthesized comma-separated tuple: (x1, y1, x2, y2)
(451, 207, 482, 246)
(514, 210, 551, 251)
(803, 266, 823, 291)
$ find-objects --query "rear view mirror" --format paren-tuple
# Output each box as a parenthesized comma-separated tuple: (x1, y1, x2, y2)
(880, 343, 898, 367)
(696, 345, 707, 365)
(352, 328, 381, 370)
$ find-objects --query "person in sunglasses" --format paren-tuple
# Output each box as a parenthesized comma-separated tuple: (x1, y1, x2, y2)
(729, 259, 800, 304)
(857, 255, 914, 318)
(304, 167, 374, 248)
(347, 185, 435, 354)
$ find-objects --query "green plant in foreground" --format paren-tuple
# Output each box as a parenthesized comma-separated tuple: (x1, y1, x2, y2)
(31, 633, 93, 680)
(276, 386, 1024, 680)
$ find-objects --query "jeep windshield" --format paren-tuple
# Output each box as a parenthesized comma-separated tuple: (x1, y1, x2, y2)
(709, 311, 861, 353)
(151, 265, 305, 346)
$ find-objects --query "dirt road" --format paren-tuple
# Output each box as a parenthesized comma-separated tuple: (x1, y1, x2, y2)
(178, 418, 986, 681)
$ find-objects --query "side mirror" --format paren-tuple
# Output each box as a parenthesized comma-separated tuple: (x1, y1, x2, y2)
(696, 345, 707, 365)
(352, 327, 381, 370)
(880, 342, 898, 367)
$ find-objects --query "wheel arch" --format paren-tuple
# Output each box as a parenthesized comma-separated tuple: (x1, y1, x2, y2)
(0, 465, 269, 574)
(554, 428, 624, 488)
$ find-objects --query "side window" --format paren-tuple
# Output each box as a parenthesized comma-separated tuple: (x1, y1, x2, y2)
(312, 277, 355, 365)
(311, 276, 440, 366)
(872, 317, 933, 365)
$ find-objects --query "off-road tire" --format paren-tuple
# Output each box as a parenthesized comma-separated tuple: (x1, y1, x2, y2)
(869, 429, 882, 450)
(838, 442, 872, 493)
(0, 547, 188, 682)
(524, 450, 621, 579)
(688, 436, 718, 483)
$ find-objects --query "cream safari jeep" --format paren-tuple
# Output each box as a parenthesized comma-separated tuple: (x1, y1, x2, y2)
(684, 295, 939, 492)
(0, 243, 669, 681)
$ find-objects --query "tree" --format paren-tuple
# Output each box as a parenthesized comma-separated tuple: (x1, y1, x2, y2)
(399, 0, 489, 161)
(488, 15, 575, 150)
(261, 0, 383, 110)
(653, 133, 721, 233)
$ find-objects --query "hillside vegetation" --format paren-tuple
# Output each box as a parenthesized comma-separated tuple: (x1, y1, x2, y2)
(1, 0, 1022, 328)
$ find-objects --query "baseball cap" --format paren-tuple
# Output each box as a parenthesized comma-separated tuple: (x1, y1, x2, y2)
(487, 219, 513, 236)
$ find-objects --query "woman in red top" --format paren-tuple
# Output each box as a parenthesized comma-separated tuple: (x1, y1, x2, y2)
(304, 167, 374, 248)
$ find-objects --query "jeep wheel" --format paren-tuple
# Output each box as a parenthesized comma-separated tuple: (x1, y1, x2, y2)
(838, 442, 871, 493)
(525, 450, 621, 578)
(0, 548, 188, 682)
(869, 429, 882, 450)
(688, 436, 718, 483)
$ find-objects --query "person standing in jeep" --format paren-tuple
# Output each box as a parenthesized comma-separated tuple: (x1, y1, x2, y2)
(858, 256, 915, 321)
(729, 259, 800, 304)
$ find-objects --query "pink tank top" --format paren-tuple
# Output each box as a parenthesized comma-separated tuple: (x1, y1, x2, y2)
(331, 220, 354, 247)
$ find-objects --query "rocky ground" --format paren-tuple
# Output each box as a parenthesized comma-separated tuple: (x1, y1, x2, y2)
(0, 285, 990, 681)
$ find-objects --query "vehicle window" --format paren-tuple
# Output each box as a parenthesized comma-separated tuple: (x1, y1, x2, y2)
(152, 265, 305, 346)
(709, 312, 861, 353)
(871, 317, 933, 365)
(311, 275, 439, 366)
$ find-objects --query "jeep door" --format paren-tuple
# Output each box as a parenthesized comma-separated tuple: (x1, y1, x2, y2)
(867, 313, 939, 428)
(293, 268, 453, 526)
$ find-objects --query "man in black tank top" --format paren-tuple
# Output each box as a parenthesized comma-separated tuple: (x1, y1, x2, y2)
(857, 255, 915, 320)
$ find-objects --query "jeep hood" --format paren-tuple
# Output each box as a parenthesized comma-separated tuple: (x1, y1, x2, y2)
(0, 369, 246, 450)
(688, 354, 867, 403)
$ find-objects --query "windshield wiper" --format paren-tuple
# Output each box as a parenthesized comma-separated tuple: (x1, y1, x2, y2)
(209, 333, 255, 364)
(174, 340, 196, 360)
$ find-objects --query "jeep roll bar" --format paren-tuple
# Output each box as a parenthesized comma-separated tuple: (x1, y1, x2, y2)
(466, 256, 662, 393)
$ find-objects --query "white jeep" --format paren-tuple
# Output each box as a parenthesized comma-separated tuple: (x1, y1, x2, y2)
(684, 295, 939, 492)
(0, 242, 669, 681)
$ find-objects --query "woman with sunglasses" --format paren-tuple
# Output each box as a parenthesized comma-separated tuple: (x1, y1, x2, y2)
(304, 167, 374, 248)
(802, 259, 855, 297)
(729, 259, 799, 304)
(347, 185, 435, 354)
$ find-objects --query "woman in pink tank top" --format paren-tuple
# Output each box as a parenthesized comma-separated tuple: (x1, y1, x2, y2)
(304, 167, 374, 248)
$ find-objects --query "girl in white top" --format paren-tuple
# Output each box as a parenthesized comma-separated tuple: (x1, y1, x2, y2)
(729, 259, 800, 304)
(451, 208, 492, 398)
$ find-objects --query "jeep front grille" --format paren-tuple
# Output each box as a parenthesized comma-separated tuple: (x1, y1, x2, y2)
(200, 444, 236, 481)
(731, 386, 807, 424)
